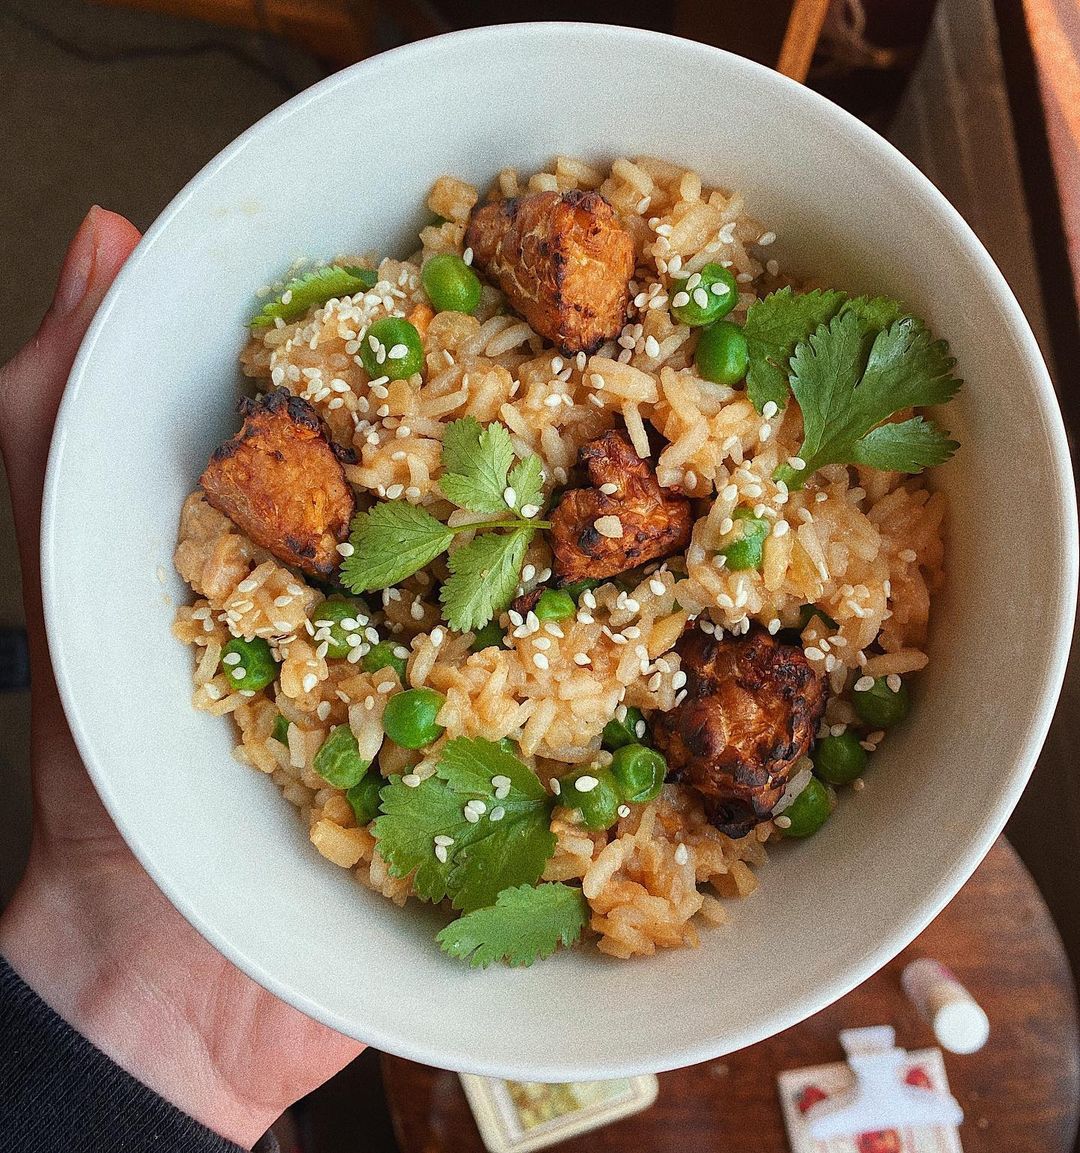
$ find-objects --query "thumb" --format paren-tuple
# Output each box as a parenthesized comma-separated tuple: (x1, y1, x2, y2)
(1, 207, 142, 498)
(0, 206, 141, 660)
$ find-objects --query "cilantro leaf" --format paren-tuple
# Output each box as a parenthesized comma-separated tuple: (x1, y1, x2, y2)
(340, 503, 453, 592)
(854, 315, 961, 413)
(840, 295, 909, 332)
(436, 884, 588, 968)
(374, 774, 475, 904)
(373, 738, 556, 912)
(780, 311, 961, 488)
(440, 527, 532, 632)
(743, 287, 846, 412)
(851, 416, 959, 472)
(439, 417, 516, 513)
(507, 454, 545, 513)
(250, 264, 377, 328)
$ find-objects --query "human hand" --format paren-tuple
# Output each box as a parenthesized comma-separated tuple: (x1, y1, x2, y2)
(0, 208, 364, 1149)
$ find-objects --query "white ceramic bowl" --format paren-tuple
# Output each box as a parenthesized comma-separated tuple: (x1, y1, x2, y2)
(43, 24, 1077, 1079)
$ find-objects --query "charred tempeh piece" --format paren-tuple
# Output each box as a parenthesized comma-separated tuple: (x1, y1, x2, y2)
(549, 429, 692, 584)
(652, 629, 827, 838)
(200, 388, 354, 579)
(465, 189, 635, 355)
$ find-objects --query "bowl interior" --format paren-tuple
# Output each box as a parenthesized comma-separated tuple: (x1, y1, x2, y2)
(42, 24, 1076, 1079)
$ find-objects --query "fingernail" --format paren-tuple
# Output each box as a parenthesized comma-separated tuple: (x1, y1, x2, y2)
(52, 207, 100, 317)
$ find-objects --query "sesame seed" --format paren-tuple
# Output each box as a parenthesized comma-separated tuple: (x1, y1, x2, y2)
(385, 484, 404, 499)
(336, 542, 355, 558)
(573, 775, 599, 793)
(582, 590, 597, 610)
(230, 666, 247, 680)
(671, 671, 687, 690)
(520, 504, 540, 519)
(650, 578, 666, 596)
(693, 287, 709, 308)
(316, 701, 331, 721)
(671, 291, 690, 308)
(599, 482, 618, 495)
(593, 515, 623, 538)
(462, 246, 474, 265)
(463, 808, 480, 824)
(302, 673, 319, 693)
(430, 627, 444, 647)
(772, 520, 790, 538)
(854, 675, 875, 692)
(644, 335, 661, 358)
(534, 636, 551, 650)
(222, 652, 242, 665)
(522, 564, 536, 582)
(887, 673, 903, 693)
(674, 844, 689, 865)
(533, 652, 550, 670)
(775, 815, 792, 829)
(618, 804, 631, 818)
(647, 672, 663, 691)
(550, 777, 562, 796)
(237, 578, 258, 593)
(573, 653, 591, 665)
(434, 844, 448, 863)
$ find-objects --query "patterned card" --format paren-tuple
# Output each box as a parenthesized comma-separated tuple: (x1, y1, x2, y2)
(777, 1048, 963, 1153)
(460, 1074, 659, 1153)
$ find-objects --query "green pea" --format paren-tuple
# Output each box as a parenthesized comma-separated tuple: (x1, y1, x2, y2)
(346, 772, 383, 825)
(360, 317, 424, 381)
(270, 714, 290, 744)
(313, 725, 370, 788)
(562, 578, 601, 601)
(535, 589, 575, 622)
(383, 687, 445, 749)
(421, 252, 482, 315)
(695, 320, 749, 385)
(853, 676, 910, 728)
(558, 767, 621, 831)
(602, 706, 648, 751)
(221, 636, 278, 692)
(470, 620, 507, 652)
(312, 596, 371, 660)
(782, 777, 831, 838)
(670, 263, 739, 327)
(720, 507, 770, 571)
(610, 743, 667, 804)
(813, 730, 868, 785)
(362, 641, 408, 683)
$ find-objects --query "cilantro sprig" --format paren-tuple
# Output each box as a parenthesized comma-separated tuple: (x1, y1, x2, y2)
(250, 264, 377, 328)
(374, 737, 556, 912)
(341, 418, 547, 632)
(436, 883, 588, 967)
(776, 310, 960, 489)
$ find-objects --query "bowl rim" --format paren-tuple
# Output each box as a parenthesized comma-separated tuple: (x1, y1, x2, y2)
(41, 21, 1079, 1077)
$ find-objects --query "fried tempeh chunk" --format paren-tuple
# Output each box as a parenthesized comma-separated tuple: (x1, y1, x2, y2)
(652, 629, 826, 838)
(465, 189, 634, 355)
(200, 388, 354, 579)
(549, 429, 692, 584)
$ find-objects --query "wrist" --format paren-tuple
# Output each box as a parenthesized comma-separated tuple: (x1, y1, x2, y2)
(0, 849, 280, 1149)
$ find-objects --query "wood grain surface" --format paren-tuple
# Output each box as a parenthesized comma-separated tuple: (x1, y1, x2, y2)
(382, 839, 1079, 1153)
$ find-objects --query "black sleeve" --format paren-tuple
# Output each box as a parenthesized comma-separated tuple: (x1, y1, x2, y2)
(0, 955, 279, 1153)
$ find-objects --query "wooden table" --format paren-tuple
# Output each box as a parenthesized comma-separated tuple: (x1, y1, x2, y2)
(381, 839, 1079, 1153)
